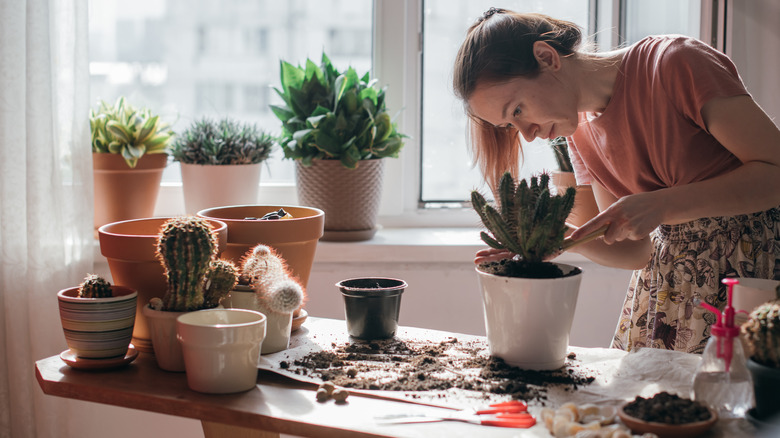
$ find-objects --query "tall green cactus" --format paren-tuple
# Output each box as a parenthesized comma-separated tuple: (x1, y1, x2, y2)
(240, 244, 304, 314)
(741, 299, 780, 368)
(78, 274, 113, 298)
(471, 172, 576, 269)
(156, 216, 237, 312)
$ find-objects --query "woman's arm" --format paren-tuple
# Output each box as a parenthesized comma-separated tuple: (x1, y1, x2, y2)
(571, 95, 780, 244)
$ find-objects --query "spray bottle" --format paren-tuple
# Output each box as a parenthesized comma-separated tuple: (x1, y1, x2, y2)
(691, 278, 754, 418)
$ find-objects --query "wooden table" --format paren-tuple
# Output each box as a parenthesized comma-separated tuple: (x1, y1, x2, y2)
(36, 318, 758, 438)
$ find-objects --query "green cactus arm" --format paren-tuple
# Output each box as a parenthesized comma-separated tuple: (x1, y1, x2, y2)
(203, 260, 238, 309)
(470, 190, 493, 230)
(483, 204, 523, 255)
(498, 172, 518, 245)
(479, 231, 506, 251)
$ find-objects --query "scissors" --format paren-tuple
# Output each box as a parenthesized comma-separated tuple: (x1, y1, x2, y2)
(375, 400, 536, 428)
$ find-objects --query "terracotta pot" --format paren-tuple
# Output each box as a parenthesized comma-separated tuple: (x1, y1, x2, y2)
(197, 205, 324, 290)
(295, 158, 384, 241)
(180, 163, 262, 214)
(93, 153, 168, 229)
(476, 263, 583, 370)
(551, 171, 600, 228)
(98, 217, 228, 353)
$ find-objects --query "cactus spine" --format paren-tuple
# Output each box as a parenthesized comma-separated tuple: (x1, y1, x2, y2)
(78, 274, 113, 298)
(241, 244, 304, 314)
(741, 299, 780, 368)
(156, 216, 237, 312)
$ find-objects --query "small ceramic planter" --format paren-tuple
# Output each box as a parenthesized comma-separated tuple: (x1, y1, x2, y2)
(476, 263, 583, 370)
(337, 277, 407, 340)
(225, 287, 292, 354)
(747, 358, 780, 420)
(177, 308, 266, 394)
(180, 163, 262, 214)
(142, 305, 188, 372)
(57, 286, 137, 359)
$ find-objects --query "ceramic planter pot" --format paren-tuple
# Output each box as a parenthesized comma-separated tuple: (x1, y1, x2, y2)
(296, 158, 384, 241)
(177, 309, 266, 394)
(180, 163, 262, 214)
(93, 153, 168, 230)
(225, 287, 292, 354)
(57, 286, 137, 359)
(551, 171, 600, 228)
(476, 263, 583, 370)
(98, 217, 228, 353)
(337, 277, 407, 340)
(747, 358, 780, 420)
(197, 205, 324, 292)
(142, 305, 189, 372)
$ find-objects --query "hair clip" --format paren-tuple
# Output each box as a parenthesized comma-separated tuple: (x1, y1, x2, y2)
(481, 7, 504, 22)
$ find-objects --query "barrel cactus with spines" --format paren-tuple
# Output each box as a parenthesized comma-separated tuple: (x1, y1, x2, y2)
(155, 216, 237, 312)
(78, 274, 113, 298)
(741, 299, 780, 368)
(240, 244, 305, 314)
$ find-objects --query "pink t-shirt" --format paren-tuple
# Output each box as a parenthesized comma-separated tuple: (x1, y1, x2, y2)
(567, 35, 748, 198)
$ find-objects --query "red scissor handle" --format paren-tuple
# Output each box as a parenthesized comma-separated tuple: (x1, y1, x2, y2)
(480, 412, 536, 428)
(476, 400, 529, 414)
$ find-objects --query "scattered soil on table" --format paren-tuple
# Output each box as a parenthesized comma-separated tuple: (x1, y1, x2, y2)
(283, 336, 595, 405)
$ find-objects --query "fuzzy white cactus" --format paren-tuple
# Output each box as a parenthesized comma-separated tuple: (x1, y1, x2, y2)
(241, 244, 305, 314)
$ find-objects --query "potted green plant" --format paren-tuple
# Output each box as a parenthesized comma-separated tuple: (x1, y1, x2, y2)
(741, 297, 780, 421)
(548, 137, 600, 228)
(142, 215, 238, 372)
(57, 274, 138, 366)
(170, 117, 276, 214)
(90, 96, 174, 229)
(471, 172, 583, 370)
(271, 53, 406, 241)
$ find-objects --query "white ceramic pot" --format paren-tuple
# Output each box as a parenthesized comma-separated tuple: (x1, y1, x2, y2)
(476, 263, 583, 370)
(225, 288, 292, 354)
(177, 308, 266, 394)
(180, 163, 262, 214)
(142, 305, 188, 372)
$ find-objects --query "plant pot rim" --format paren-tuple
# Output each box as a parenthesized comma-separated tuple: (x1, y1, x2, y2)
(98, 216, 228, 238)
(177, 308, 266, 328)
(179, 162, 264, 167)
(58, 286, 137, 302)
(337, 277, 408, 297)
(475, 262, 583, 280)
(197, 204, 324, 222)
(747, 357, 780, 371)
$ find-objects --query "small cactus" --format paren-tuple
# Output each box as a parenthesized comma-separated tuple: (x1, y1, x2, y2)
(240, 244, 305, 314)
(155, 216, 237, 312)
(471, 172, 576, 277)
(741, 299, 780, 368)
(78, 274, 113, 298)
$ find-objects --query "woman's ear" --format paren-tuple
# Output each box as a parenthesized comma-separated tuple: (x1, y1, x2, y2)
(533, 41, 561, 71)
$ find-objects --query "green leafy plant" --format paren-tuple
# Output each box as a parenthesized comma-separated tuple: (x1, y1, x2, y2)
(741, 297, 780, 368)
(170, 117, 275, 165)
(471, 172, 576, 277)
(270, 53, 406, 169)
(77, 274, 112, 298)
(90, 97, 174, 168)
(153, 216, 238, 312)
(550, 137, 573, 173)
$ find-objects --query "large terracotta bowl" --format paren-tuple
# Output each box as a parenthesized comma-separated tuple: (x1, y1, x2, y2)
(98, 217, 228, 353)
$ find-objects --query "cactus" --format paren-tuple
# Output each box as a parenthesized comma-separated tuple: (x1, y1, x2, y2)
(471, 172, 576, 277)
(240, 244, 305, 314)
(741, 299, 780, 368)
(156, 216, 237, 312)
(78, 274, 113, 298)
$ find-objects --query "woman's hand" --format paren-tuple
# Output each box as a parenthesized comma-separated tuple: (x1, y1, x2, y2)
(569, 191, 665, 245)
(474, 248, 514, 265)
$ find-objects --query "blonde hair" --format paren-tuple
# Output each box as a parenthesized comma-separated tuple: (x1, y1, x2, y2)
(453, 9, 582, 190)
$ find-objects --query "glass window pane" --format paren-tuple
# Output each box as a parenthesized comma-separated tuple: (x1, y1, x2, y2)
(623, 0, 700, 45)
(88, 0, 373, 184)
(421, 1, 591, 202)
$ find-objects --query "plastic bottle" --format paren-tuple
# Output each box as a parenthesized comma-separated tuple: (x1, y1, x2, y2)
(691, 278, 754, 418)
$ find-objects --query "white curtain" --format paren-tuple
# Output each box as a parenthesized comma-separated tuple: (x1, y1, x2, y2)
(0, 0, 92, 437)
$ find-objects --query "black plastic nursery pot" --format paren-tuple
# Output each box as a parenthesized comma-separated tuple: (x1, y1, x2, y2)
(747, 358, 780, 420)
(337, 277, 407, 340)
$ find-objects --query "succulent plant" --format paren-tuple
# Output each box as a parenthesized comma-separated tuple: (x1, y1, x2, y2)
(271, 53, 406, 169)
(155, 216, 237, 312)
(240, 244, 304, 314)
(471, 172, 576, 277)
(89, 96, 174, 168)
(550, 137, 573, 173)
(78, 274, 113, 298)
(741, 299, 780, 368)
(170, 117, 275, 165)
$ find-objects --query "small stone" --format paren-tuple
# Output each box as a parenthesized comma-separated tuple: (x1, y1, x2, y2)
(346, 368, 358, 378)
(319, 382, 336, 394)
(332, 388, 349, 402)
(315, 388, 330, 402)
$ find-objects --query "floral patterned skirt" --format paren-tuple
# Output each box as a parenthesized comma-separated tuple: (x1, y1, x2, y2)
(612, 206, 780, 353)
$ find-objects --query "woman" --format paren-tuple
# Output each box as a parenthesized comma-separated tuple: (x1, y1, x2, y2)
(453, 8, 780, 353)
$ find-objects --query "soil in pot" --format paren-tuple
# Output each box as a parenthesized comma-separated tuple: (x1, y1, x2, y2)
(479, 259, 582, 279)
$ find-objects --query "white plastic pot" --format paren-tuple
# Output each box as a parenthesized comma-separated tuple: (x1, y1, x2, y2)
(476, 263, 582, 370)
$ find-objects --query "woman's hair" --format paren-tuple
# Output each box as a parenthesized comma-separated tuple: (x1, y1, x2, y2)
(453, 8, 582, 189)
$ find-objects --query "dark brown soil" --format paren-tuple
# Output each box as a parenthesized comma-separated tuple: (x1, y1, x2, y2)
(478, 259, 581, 279)
(623, 392, 712, 424)
(284, 337, 595, 405)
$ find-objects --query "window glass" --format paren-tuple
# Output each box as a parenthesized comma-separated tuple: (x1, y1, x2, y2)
(88, 0, 372, 183)
(623, 0, 701, 45)
(420, 1, 591, 202)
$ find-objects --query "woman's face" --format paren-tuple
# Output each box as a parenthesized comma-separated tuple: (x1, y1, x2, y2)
(467, 71, 579, 142)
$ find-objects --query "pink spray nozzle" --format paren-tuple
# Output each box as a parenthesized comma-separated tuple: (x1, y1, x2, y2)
(698, 278, 742, 372)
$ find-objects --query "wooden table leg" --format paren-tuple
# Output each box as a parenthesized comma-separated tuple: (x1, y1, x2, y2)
(202, 421, 280, 438)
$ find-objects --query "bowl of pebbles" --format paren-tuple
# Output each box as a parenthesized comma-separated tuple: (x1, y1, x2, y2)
(617, 392, 717, 438)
